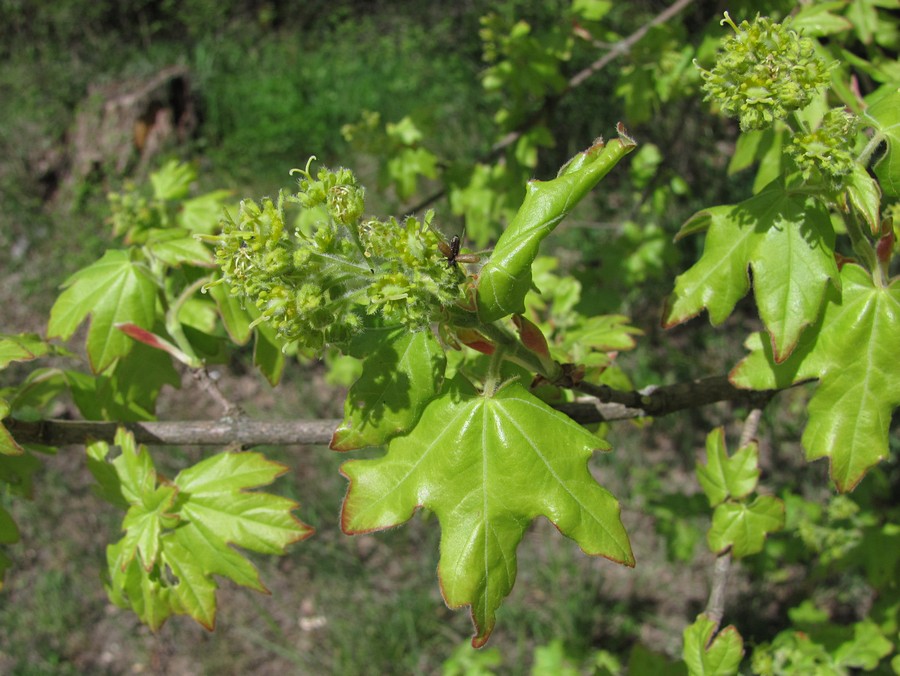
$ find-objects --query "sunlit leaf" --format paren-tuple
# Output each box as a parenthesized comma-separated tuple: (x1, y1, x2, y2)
(90, 428, 313, 630)
(696, 427, 759, 507)
(150, 160, 196, 201)
(708, 496, 785, 558)
(683, 614, 743, 676)
(664, 179, 839, 362)
(0, 333, 49, 370)
(476, 132, 636, 322)
(341, 379, 633, 646)
(47, 250, 158, 373)
(732, 264, 900, 490)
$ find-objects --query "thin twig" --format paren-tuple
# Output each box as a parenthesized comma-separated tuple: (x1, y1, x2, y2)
(571, 375, 779, 420)
(192, 367, 244, 419)
(704, 555, 732, 630)
(6, 418, 340, 448)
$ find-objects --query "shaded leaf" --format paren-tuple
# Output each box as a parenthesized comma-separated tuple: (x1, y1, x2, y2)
(843, 163, 882, 234)
(65, 341, 180, 421)
(0, 504, 20, 588)
(331, 327, 445, 451)
(866, 88, 900, 197)
(253, 321, 286, 387)
(146, 236, 214, 267)
(208, 279, 253, 345)
(0, 399, 23, 456)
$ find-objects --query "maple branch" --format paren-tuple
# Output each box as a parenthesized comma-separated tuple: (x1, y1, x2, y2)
(6, 418, 340, 447)
(565, 375, 777, 422)
(5, 374, 779, 447)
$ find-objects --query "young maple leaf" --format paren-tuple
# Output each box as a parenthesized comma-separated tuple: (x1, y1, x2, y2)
(92, 429, 313, 630)
(663, 179, 840, 363)
(340, 380, 634, 646)
(731, 264, 900, 491)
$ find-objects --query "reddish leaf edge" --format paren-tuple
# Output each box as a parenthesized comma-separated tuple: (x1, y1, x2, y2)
(337, 458, 635, 648)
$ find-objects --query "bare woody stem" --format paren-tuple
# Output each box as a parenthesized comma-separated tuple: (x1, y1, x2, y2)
(6, 374, 779, 447)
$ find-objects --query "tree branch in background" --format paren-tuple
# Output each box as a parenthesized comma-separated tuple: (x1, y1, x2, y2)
(407, 0, 698, 214)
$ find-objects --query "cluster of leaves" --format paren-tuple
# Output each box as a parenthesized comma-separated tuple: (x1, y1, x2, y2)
(89, 428, 311, 629)
(665, 9, 900, 493)
(748, 488, 900, 675)
(2, 128, 642, 644)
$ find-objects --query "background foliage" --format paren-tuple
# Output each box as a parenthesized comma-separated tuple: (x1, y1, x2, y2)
(1, 0, 898, 673)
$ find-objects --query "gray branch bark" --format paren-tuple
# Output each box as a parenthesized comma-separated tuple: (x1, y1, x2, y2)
(5, 375, 778, 448)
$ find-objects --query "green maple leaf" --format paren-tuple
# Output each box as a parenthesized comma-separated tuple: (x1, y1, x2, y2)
(145, 234, 214, 268)
(207, 277, 253, 344)
(683, 614, 744, 676)
(476, 132, 636, 322)
(48, 249, 158, 373)
(150, 159, 195, 201)
(331, 327, 446, 451)
(697, 427, 760, 507)
(664, 179, 839, 362)
(731, 263, 900, 491)
(340, 379, 634, 646)
(0, 504, 20, 588)
(90, 428, 313, 630)
(708, 495, 785, 558)
(0, 333, 49, 370)
(64, 341, 180, 422)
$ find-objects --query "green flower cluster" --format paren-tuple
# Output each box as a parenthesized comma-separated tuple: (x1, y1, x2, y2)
(107, 181, 162, 242)
(786, 108, 859, 188)
(360, 212, 463, 327)
(697, 13, 831, 131)
(207, 161, 463, 350)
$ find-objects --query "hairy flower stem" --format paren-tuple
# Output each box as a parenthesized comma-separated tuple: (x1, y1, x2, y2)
(164, 275, 209, 367)
(844, 214, 883, 286)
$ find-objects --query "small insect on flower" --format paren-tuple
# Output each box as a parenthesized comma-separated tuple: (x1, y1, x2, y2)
(438, 235, 481, 268)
